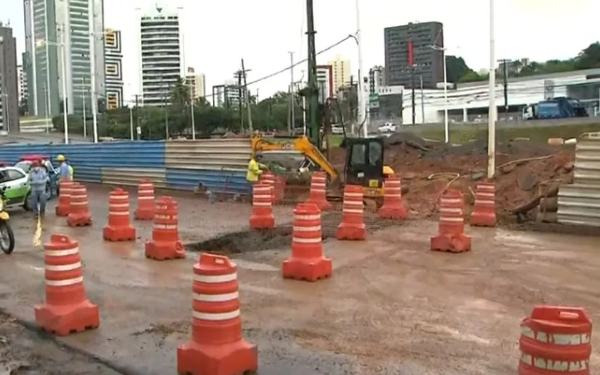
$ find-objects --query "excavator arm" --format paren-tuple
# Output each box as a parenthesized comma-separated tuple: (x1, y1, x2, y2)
(251, 135, 339, 183)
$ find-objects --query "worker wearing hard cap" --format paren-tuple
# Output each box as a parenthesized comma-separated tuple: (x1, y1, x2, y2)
(56, 154, 73, 181)
(246, 153, 267, 184)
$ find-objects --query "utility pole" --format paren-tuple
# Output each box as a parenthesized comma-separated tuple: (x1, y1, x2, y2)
(241, 58, 253, 133)
(82, 77, 87, 138)
(135, 94, 140, 140)
(235, 71, 243, 131)
(289, 51, 295, 133)
(498, 58, 510, 113)
(408, 39, 416, 125)
(420, 75, 425, 123)
(305, 0, 319, 146)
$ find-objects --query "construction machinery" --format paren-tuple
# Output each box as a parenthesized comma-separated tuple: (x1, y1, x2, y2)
(251, 135, 394, 206)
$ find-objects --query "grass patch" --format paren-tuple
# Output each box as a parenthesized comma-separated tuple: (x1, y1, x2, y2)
(416, 122, 600, 143)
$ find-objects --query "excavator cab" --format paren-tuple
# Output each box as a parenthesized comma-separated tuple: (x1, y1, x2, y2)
(344, 138, 387, 201)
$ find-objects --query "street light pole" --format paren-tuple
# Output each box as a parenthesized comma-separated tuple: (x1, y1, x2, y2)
(487, 0, 496, 179)
(58, 25, 69, 144)
(82, 77, 87, 138)
(355, 0, 367, 138)
(429, 44, 449, 143)
(89, 2, 98, 143)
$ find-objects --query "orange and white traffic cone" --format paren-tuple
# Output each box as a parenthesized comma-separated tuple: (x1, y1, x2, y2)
(518, 306, 592, 375)
(55, 179, 73, 217)
(249, 181, 275, 230)
(177, 253, 258, 375)
(103, 188, 136, 241)
(261, 171, 276, 203)
(306, 171, 332, 211)
(378, 174, 408, 219)
(282, 202, 332, 281)
(430, 189, 471, 253)
(470, 181, 497, 227)
(145, 196, 185, 260)
(337, 185, 366, 240)
(67, 183, 92, 227)
(34, 234, 100, 336)
(134, 179, 155, 221)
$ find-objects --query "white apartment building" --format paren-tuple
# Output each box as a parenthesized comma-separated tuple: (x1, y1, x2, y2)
(18, 64, 27, 103)
(316, 65, 333, 102)
(327, 54, 350, 95)
(23, 0, 105, 115)
(185, 67, 206, 100)
(369, 66, 385, 93)
(104, 29, 123, 109)
(139, 5, 182, 106)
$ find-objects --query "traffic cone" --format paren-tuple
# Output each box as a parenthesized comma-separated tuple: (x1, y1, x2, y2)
(306, 171, 332, 211)
(103, 188, 136, 241)
(55, 179, 73, 216)
(470, 181, 497, 227)
(67, 183, 92, 227)
(249, 182, 275, 230)
(282, 203, 332, 281)
(431, 189, 471, 253)
(134, 179, 155, 220)
(177, 253, 258, 375)
(34, 234, 100, 336)
(260, 171, 276, 203)
(378, 174, 408, 219)
(337, 185, 366, 240)
(145, 196, 185, 260)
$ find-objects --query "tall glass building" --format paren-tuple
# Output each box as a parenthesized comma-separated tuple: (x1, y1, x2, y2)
(23, 0, 105, 116)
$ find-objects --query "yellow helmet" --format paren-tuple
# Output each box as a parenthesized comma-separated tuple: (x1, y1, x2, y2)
(56, 154, 65, 161)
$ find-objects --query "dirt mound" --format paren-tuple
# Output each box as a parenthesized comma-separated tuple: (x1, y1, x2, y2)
(329, 137, 575, 222)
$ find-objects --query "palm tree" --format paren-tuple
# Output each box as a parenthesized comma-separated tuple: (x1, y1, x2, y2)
(170, 78, 190, 107)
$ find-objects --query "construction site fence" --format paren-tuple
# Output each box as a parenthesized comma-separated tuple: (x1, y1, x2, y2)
(557, 132, 600, 227)
(0, 139, 252, 195)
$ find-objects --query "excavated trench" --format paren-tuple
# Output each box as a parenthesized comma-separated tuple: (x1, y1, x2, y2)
(185, 212, 403, 255)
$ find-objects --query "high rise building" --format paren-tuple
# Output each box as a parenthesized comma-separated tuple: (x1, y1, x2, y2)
(104, 29, 123, 109)
(0, 24, 20, 132)
(23, 0, 105, 116)
(384, 21, 444, 89)
(212, 81, 240, 108)
(185, 67, 206, 100)
(369, 66, 385, 93)
(327, 55, 351, 95)
(316, 65, 333, 103)
(139, 5, 182, 106)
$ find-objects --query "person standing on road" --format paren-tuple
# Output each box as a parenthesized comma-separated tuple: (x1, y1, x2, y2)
(57, 154, 72, 181)
(28, 159, 48, 219)
(246, 153, 267, 185)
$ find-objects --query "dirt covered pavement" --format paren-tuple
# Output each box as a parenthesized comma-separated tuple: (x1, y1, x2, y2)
(0, 185, 599, 374)
(329, 134, 575, 221)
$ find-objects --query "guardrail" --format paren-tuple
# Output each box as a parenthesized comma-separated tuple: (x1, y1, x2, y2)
(0, 139, 252, 195)
(557, 132, 600, 227)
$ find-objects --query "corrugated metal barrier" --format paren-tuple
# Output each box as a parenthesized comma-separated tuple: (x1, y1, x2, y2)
(558, 132, 600, 227)
(165, 139, 251, 170)
(166, 168, 249, 194)
(0, 139, 252, 194)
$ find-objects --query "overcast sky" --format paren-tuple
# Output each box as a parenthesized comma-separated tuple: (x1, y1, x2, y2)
(1, 0, 599, 103)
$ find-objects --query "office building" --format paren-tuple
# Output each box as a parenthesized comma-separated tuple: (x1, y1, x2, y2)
(211, 81, 240, 108)
(23, 0, 105, 116)
(104, 29, 123, 109)
(18, 63, 27, 104)
(0, 24, 20, 132)
(185, 67, 206, 100)
(140, 5, 182, 106)
(369, 66, 385, 93)
(316, 65, 333, 103)
(327, 55, 350, 95)
(384, 21, 444, 89)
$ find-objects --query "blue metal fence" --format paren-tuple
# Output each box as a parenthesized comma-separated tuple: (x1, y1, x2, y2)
(0, 140, 251, 194)
(166, 169, 250, 194)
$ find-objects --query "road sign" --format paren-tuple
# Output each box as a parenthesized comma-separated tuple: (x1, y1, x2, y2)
(369, 93, 379, 103)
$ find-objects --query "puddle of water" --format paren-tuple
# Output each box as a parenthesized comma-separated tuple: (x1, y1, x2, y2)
(521, 250, 577, 259)
(233, 259, 279, 272)
(240, 284, 283, 296)
(418, 322, 494, 346)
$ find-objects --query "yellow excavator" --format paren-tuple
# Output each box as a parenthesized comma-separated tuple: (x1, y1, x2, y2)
(251, 135, 395, 207)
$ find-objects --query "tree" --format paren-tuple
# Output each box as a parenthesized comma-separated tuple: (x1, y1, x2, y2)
(170, 78, 190, 107)
(446, 56, 473, 83)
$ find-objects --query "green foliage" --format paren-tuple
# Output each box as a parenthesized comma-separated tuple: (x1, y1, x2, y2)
(455, 42, 600, 83)
(52, 88, 307, 139)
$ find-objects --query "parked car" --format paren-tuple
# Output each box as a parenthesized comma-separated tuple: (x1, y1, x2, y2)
(0, 166, 35, 210)
(378, 122, 397, 133)
(14, 154, 59, 201)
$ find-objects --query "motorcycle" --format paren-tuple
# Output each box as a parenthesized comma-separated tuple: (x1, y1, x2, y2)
(0, 186, 15, 254)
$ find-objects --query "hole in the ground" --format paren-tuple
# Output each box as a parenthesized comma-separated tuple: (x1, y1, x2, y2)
(186, 226, 334, 255)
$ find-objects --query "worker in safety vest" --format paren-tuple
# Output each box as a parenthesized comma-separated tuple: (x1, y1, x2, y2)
(246, 153, 267, 184)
